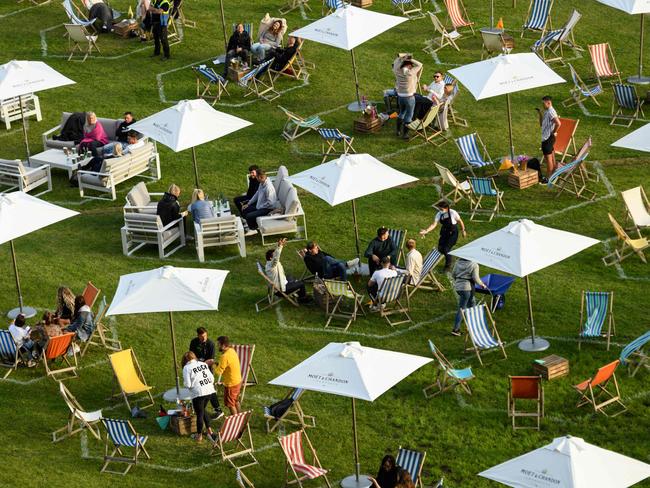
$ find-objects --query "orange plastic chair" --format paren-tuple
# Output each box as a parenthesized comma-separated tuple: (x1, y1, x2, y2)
(43, 332, 78, 380)
(573, 360, 627, 416)
(508, 376, 543, 430)
(554, 118, 579, 165)
(81, 281, 101, 310)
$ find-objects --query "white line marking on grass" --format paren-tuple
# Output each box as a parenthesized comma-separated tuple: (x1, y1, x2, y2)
(378, 141, 430, 160)
(0, 128, 23, 138)
(1, 359, 107, 385)
(601, 240, 650, 282)
(40, 24, 151, 59)
(576, 98, 650, 123)
(0, 2, 44, 19)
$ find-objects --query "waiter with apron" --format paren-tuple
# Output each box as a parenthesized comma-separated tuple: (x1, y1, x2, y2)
(419, 200, 467, 272)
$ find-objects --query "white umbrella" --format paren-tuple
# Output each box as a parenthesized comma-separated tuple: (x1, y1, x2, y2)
(270, 341, 431, 488)
(106, 266, 229, 395)
(479, 435, 650, 487)
(0, 192, 79, 319)
(129, 99, 252, 188)
(450, 219, 598, 351)
(289, 6, 406, 111)
(0, 60, 75, 159)
(597, 0, 650, 84)
(449, 53, 565, 161)
(287, 153, 418, 256)
(612, 122, 650, 152)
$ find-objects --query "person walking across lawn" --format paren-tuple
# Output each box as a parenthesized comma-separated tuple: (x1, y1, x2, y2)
(215, 336, 242, 415)
(419, 200, 467, 272)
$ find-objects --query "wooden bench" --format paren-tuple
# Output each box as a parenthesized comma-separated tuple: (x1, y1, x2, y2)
(0, 158, 52, 196)
(0, 95, 42, 130)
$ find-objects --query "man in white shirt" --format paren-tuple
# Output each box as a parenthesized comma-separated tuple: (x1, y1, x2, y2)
(367, 256, 398, 307)
(265, 238, 311, 303)
(8, 314, 36, 365)
(404, 239, 423, 285)
(423, 71, 445, 101)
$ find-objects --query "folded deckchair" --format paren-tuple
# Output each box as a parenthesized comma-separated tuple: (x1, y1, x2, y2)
(522, 0, 553, 38)
(423, 339, 473, 398)
(603, 213, 649, 266)
(589, 42, 622, 86)
(620, 330, 650, 377)
(423, 12, 461, 54)
(239, 58, 280, 101)
(461, 304, 507, 366)
(622, 186, 650, 237)
(108, 349, 154, 413)
(468, 177, 505, 222)
(81, 297, 122, 357)
(264, 387, 315, 432)
(279, 430, 331, 487)
(101, 418, 150, 475)
(508, 375, 544, 430)
(321, 278, 365, 332)
(578, 291, 615, 351)
(376, 274, 412, 327)
(396, 447, 427, 488)
(455, 132, 496, 176)
(553, 117, 579, 164)
(434, 162, 473, 204)
(43, 332, 78, 380)
(52, 382, 102, 442)
(0, 329, 20, 379)
(444, 0, 474, 34)
(563, 64, 603, 108)
(255, 261, 300, 312)
(194, 65, 229, 105)
(211, 410, 258, 469)
(573, 359, 627, 417)
(407, 248, 446, 298)
(278, 106, 324, 142)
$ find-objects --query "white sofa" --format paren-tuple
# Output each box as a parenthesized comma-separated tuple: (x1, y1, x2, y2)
(42, 112, 135, 150)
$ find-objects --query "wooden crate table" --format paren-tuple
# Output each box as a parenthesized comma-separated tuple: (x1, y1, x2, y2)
(508, 168, 538, 189)
(353, 115, 381, 134)
(170, 414, 197, 435)
(533, 354, 569, 380)
(351, 0, 372, 7)
(113, 19, 139, 38)
(228, 65, 251, 82)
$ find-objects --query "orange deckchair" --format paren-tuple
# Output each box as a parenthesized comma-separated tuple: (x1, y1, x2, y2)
(43, 332, 78, 380)
(81, 281, 101, 310)
(554, 118, 579, 165)
(573, 359, 627, 416)
(508, 376, 544, 430)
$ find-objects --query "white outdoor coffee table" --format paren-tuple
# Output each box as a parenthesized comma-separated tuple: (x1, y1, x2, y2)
(29, 148, 92, 178)
(212, 199, 232, 218)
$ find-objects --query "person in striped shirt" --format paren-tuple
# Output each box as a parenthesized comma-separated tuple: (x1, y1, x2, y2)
(536, 96, 561, 183)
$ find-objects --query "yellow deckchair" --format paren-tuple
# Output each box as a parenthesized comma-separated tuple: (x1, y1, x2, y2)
(108, 349, 154, 413)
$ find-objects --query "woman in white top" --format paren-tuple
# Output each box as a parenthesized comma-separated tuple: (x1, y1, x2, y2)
(419, 199, 467, 272)
(182, 351, 216, 442)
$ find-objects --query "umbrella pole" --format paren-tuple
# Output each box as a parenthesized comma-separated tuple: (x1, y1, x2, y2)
(18, 95, 31, 160)
(506, 93, 515, 163)
(191, 146, 200, 189)
(219, 0, 228, 51)
(518, 275, 550, 352)
(629, 14, 650, 85)
(7, 240, 36, 320)
(490, 0, 494, 28)
(351, 199, 361, 258)
(169, 311, 181, 395)
(340, 397, 371, 488)
(347, 49, 363, 112)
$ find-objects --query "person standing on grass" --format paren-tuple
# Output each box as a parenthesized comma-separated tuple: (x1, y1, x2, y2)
(214, 336, 242, 415)
(149, 0, 171, 61)
(451, 258, 486, 336)
(182, 351, 217, 443)
(537, 95, 561, 183)
(189, 327, 224, 419)
(419, 200, 467, 273)
(392, 53, 422, 139)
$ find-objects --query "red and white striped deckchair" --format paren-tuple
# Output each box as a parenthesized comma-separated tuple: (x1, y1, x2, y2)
(278, 430, 331, 487)
(211, 411, 258, 469)
(588, 43, 622, 86)
(232, 344, 257, 403)
(444, 0, 474, 34)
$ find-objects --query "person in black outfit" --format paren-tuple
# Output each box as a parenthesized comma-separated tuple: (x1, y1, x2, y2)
(299, 241, 358, 280)
(419, 200, 467, 272)
(364, 227, 397, 275)
(88, 2, 114, 32)
(368, 455, 399, 488)
(149, 0, 171, 60)
(157, 183, 187, 225)
(223, 23, 252, 76)
(116, 112, 136, 143)
(189, 327, 224, 419)
(270, 36, 300, 72)
(234, 165, 260, 214)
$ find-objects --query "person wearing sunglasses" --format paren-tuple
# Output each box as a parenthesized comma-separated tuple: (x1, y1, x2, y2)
(423, 71, 445, 102)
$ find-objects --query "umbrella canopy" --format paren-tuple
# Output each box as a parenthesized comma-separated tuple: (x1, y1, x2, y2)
(129, 99, 252, 187)
(269, 341, 431, 401)
(479, 435, 650, 487)
(597, 0, 650, 14)
(612, 122, 650, 152)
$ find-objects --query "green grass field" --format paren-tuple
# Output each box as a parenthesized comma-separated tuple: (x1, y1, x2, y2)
(1, 0, 650, 486)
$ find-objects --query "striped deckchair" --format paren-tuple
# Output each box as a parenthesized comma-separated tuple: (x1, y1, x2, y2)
(322, 0, 344, 15)
(468, 177, 505, 222)
(393, 0, 424, 19)
(100, 418, 150, 475)
(322, 278, 365, 331)
(232, 344, 257, 403)
(62, 0, 95, 30)
(423, 339, 473, 398)
(532, 9, 581, 64)
(235, 468, 256, 488)
(397, 447, 427, 488)
(388, 228, 407, 266)
(407, 103, 447, 146)
(522, 0, 553, 37)
(423, 12, 462, 54)
(564, 64, 603, 108)
(255, 261, 300, 312)
(318, 128, 355, 163)
(279, 430, 331, 487)
(43, 332, 78, 380)
(81, 297, 122, 357)
(53, 382, 102, 442)
(435, 162, 473, 204)
(407, 248, 446, 298)
(603, 213, 649, 266)
(461, 304, 507, 366)
(443, 74, 467, 127)
(239, 58, 280, 102)
(455, 133, 496, 176)
(620, 331, 650, 377)
(611, 83, 645, 128)
(578, 291, 615, 351)
(573, 360, 627, 417)
(279, 106, 323, 142)
(280, 0, 311, 15)
(588, 42, 622, 86)
(376, 274, 412, 327)
(211, 411, 258, 469)
(232, 23, 254, 37)
(444, 0, 473, 34)
(264, 388, 315, 432)
(193, 65, 229, 105)
(0, 329, 20, 379)
(547, 139, 594, 200)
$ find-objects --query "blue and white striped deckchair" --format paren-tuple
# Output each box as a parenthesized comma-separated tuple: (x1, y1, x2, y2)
(264, 388, 315, 432)
(235, 468, 255, 488)
(564, 64, 602, 107)
(393, 0, 424, 19)
(532, 9, 581, 63)
(0, 329, 19, 379)
(407, 248, 445, 298)
(547, 141, 594, 200)
(611, 83, 645, 128)
(468, 177, 504, 222)
(377, 274, 412, 327)
(323, 0, 344, 15)
(620, 330, 650, 377)
(522, 0, 553, 37)
(101, 418, 150, 475)
(455, 133, 496, 175)
(462, 304, 507, 365)
(578, 291, 615, 350)
(62, 0, 95, 29)
(278, 106, 323, 142)
(239, 58, 280, 102)
(318, 128, 355, 163)
(387, 228, 406, 266)
(396, 447, 426, 488)
(424, 339, 473, 397)
(193, 65, 229, 105)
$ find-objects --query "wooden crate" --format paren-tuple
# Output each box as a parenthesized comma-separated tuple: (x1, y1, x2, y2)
(353, 116, 381, 134)
(533, 354, 569, 380)
(170, 414, 197, 435)
(228, 66, 251, 82)
(113, 20, 139, 38)
(350, 0, 372, 7)
(508, 168, 538, 189)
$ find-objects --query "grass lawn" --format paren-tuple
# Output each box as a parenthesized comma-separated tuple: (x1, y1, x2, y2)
(1, 0, 650, 486)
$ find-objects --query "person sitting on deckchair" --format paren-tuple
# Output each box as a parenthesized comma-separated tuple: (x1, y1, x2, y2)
(9, 314, 37, 365)
(536, 95, 561, 183)
(252, 19, 284, 62)
(182, 351, 218, 443)
(371, 454, 399, 488)
(224, 23, 252, 76)
(64, 295, 94, 342)
(242, 170, 277, 236)
(54, 286, 75, 326)
(234, 165, 260, 214)
(299, 241, 360, 280)
(365, 227, 398, 275)
(367, 257, 398, 308)
(188, 189, 215, 224)
(451, 259, 486, 337)
(157, 183, 188, 226)
(265, 238, 311, 303)
(271, 36, 300, 71)
(419, 200, 467, 272)
(404, 239, 423, 285)
(82, 0, 114, 32)
(423, 71, 445, 102)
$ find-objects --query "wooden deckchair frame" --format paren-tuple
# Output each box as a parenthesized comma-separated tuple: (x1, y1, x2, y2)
(423, 340, 473, 398)
(279, 430, 332, 488)
(255, 261, 300, 312)
(376, 275, 412, 327)
(588, 42, 622, 87)
(602, 213, 649, 266)
(0, 329, 21, 379)
(319, 129, 356, 163)
(620, 332, 650, 377)
(563, 64, 602, 108)
(406, 248, 446, 298)
(423, 12, 461, 54)
(65, 23, 100, 62)
(610, 84, 645, 128)
(218, 344, 257, 404)
(434, 162, 473, 204)
(279, 106, 323, 142)
(444, 0, 474, 34)
(573, 360, 627, 417)
(108, 348, 154, 413)
(578, 290, 615, 351)
(52, 382, 102, 442)
(407, 103, 447, 146)
(521, 0, 554, 38)
(397, 446, 427, 488)
(81, 297, 122, 357)
(508, 375, 544, 430)
(320, 278, 366, 332)
(468, 177, 505, 222)
(241, 59, 280, 102)
(264, 388, 316, 433)
(622, 186, 650, 238)
(462, 304, 507, 366)
(271, 40, 307, 81)
(394, 0, 425, 20)
(554, 117, 579, 164)
(193, 65, 229, 105)
(211, 410, 258, 469)
(43, 332, 78, 380)
(101, 418, 150, 475)
(279, 0, 311, 14)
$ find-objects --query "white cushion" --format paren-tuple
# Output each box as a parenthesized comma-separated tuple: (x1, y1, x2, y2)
(127, 182, 150, 207)
(277, 179, 292, 206)
(258, 218, 297, 234)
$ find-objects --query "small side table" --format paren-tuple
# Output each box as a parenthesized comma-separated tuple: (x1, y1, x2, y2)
(533, 354, 569, 380)
(350, 0, 372, 6)
(508, 168, 538, 189)
(353, 116, 381, 134)
(113, 20, 139, 38)
(170, 414, 197, 436)
(228, 66, 251, 82)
